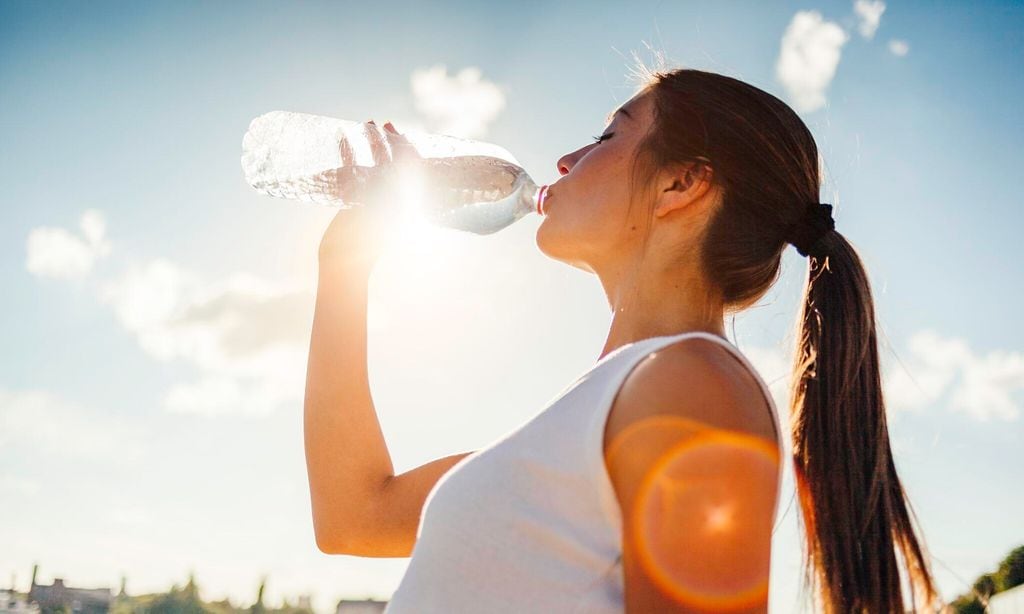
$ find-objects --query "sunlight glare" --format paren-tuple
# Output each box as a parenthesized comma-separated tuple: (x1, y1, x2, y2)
(631, 429, 779, 612)
(384, 163, 437, 255)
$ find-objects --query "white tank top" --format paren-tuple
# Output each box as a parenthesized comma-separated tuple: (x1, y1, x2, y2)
(384, 331, 783, 613)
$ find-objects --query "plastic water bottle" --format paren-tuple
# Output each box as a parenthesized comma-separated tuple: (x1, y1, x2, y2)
(240, 111, 550, 235)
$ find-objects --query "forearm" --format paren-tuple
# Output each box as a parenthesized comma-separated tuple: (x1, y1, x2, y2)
(303, 262, 394, 549)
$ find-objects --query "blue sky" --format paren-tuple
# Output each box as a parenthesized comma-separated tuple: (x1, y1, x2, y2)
(2, 0, 1022, 611)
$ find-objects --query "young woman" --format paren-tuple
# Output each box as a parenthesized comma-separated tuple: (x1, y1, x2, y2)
(304, 66, 941, 613)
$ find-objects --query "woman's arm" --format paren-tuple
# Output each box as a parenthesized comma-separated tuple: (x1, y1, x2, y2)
(304, 257, 395, 553)
(304, 121, 477, 556)
(305, 256, 478, 557)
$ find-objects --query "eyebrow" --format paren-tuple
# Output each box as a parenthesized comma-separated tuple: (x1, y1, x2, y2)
(604, 105, 633, 126)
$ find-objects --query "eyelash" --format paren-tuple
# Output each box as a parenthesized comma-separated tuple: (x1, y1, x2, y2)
(592, 132, 613, 144)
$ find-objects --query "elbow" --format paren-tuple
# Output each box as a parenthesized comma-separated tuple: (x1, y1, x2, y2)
(312, 511, 350, 554)
(315, 526, 383, 557)
(315, 530, 342, 554)
(314, 521, 354, 555)
(312, 516, 338, 553)
(314, 517, 396, 557)
(313, 514, 375, 555)
(309, 486, 387, 556)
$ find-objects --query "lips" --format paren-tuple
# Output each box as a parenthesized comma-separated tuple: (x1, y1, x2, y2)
(536, 184, 550, 215)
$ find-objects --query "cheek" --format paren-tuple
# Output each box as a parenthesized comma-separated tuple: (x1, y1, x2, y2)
(535, 148, 641, 260)
(535, 197, 632, 263)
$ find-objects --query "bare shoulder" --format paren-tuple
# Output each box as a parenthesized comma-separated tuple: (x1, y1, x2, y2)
(604, 337, 778, 452)
(602, 336, 780, 512)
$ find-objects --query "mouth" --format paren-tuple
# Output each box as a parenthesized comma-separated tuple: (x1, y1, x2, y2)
(537, 184, 551, 215)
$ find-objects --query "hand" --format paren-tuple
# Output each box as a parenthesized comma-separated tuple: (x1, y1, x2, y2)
(318, 120, 421, 271)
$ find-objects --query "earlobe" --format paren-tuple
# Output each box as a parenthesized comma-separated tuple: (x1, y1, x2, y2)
(653, 191, 687, 218)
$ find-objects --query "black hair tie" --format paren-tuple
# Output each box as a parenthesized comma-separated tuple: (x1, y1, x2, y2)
(785, 202, 835, 257)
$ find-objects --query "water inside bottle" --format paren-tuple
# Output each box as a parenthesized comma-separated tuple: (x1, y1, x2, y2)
(252, 154, 533, 234)
(242, 110, 540, 234)
(414, 155, 531, 230)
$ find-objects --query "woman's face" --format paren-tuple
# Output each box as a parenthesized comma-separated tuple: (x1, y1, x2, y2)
(536, 90, 655, 274)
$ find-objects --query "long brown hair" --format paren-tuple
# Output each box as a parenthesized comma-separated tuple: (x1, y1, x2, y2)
(626, 61, 941, 612)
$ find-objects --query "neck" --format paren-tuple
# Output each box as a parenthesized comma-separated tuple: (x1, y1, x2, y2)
(596, 260, 726, 361)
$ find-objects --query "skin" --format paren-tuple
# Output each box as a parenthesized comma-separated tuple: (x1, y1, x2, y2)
(306, 120, 476, 557)
(540, 92, 778, 612)
(536, 90, 728, 360)
(307, 116, 778, 614)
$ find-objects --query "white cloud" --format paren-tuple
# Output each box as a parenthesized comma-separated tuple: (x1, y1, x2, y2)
(888, 39, 910, 56)
(97, 259, 313, 416)
(739, 329, 1023, 427)
(98, 258, 195, 335)
(883, 331, 969, 412)
(26, 208, 316, 417)
(741, 343, 792, 413)
(952, 350, 1024, 422)
(853, 0, 886, 39)
(775, 11, 850, 114)
(410, 64, 506, 139)
(25, 209, 111, 279)
(883, 330, 1023, 421)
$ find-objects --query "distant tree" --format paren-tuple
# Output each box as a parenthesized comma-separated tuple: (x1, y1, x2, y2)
(205, 597, 237, 614)
(184, 572, 199, 601)
(270, 598, 313, 614)
(249, 576, 266, 614)
(973, 573, 998, 600)
(950, 594, 985, 614)
(995, 545, 1024, 591)
(33, 573, 315, 614)
(110, 599, 135, 614)
(947, 544, 1024, 613)
(147, 582, 210, 614)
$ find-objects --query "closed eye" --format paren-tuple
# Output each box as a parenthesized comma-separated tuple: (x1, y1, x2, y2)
(592, 132, 614, 144)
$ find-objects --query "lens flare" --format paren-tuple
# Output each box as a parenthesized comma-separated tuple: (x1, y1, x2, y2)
(349, 160, 465, 262)
(617, 422, 779, 611)
(381, 163, 432, 251)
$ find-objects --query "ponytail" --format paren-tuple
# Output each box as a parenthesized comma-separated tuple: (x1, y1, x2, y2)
(789, 232, 940, 613)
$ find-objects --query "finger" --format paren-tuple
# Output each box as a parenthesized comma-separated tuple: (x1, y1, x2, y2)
(381, 123, 421, 164)
(338, 126, 356, 167)
(364, 120, 392, 167)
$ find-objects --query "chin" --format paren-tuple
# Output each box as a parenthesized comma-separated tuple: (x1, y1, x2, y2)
(535, 223, 596, 274)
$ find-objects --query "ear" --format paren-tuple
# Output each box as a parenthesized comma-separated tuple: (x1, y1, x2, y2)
(653, 162, 714, 219)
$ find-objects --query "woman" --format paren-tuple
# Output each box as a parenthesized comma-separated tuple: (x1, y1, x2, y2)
(304, 66, 940, 613)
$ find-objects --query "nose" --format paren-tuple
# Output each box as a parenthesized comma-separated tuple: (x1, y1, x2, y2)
(556, 150, 578, 176)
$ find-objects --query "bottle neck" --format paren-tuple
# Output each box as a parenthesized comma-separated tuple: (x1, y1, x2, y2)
(514, 177, 545, 219)
(535, 184, 549, 216)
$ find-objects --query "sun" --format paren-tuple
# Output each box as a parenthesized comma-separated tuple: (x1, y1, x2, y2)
(380, 163, 438, 255)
